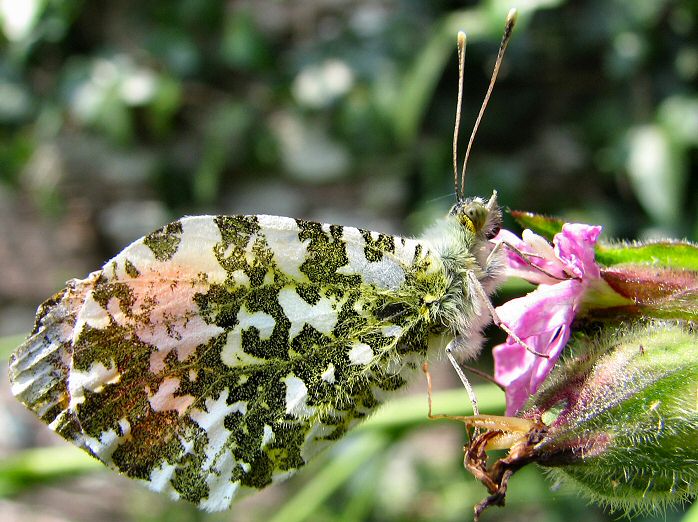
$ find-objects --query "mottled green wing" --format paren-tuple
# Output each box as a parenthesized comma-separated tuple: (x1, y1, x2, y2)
(9, 214, 448, 510)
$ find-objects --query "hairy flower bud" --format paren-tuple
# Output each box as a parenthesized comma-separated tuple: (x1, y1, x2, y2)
(466, 322, 697, 520)
(524, 321, 698, 512)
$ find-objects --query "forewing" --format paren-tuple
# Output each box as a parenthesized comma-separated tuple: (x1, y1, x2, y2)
(9, 215, 443, 510)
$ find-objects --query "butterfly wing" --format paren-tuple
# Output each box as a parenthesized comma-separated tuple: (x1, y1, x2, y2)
(9, 215, 447, 510)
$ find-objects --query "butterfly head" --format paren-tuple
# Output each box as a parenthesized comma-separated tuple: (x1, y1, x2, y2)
(449, 190, 501, 240)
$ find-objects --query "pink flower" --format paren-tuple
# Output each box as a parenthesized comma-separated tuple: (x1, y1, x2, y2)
(492, 224, 604, 415)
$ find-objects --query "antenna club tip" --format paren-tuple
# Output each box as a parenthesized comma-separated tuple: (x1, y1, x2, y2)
(458, 31, 466, 45)
(506, 8, 518, 26)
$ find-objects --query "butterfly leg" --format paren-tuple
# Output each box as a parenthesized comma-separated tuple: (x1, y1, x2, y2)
(485, 237, 504, 267)
(487, 239, 565, 281)
(422, 341, 482, 417)
(445, 339, 480, 416)
(422, 362, 534, 437)
(497, 240, 575, 281)
(484, 239, 505, 280)
(466, 271, 549, 358)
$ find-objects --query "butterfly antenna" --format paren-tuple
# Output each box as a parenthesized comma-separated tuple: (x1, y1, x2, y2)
(460, 8, 518, 197)
(453, 31, 467, 201)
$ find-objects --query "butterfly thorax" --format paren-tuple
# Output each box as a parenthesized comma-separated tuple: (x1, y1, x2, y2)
(419, 192, 504, 358)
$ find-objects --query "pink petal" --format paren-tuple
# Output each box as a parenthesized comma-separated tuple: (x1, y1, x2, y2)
(494, 324, 570, 415)
(494, 281, 583, 415)
(554, 224, 602, 279)
(492, 338, 530, 387)
(496, 280, 582, 337)
(493, 342, 532, 415)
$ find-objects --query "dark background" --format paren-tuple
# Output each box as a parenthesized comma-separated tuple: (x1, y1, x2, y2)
(1, 1, 696, 521)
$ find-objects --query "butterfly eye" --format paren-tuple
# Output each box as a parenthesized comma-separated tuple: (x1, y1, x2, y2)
(486, 224, 500, 240)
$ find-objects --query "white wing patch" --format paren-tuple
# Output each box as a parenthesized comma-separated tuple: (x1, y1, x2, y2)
(260, 425, 275, 448)
(75, 292, 111, 331)
(220, 307, 276, 367)
(321, 363, 336, 383)
(147, 377, 195, 415)
(68, 360, 120, 409)
(283, 374, 315, 418)
(257, 215, 310, 280)
(277, 287, 338, 338)
(348, 342, 374, 366)
(338, 227, 406, 290)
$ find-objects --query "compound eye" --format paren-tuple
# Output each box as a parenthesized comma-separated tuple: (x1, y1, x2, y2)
(486, 224, 501, 240)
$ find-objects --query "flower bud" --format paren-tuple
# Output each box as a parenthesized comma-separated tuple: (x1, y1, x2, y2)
(524, 321, 698, 512)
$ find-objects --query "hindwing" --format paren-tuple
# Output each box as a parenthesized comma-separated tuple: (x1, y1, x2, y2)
(9, 214, 449, 510)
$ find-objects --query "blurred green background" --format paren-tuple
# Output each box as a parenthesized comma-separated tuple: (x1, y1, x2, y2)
(1, 0, 697, 521)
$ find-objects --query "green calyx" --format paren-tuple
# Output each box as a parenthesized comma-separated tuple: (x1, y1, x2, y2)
(526, 322, 698, 514)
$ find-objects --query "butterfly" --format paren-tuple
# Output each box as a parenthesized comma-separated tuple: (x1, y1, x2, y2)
(9, 9, 518, 512)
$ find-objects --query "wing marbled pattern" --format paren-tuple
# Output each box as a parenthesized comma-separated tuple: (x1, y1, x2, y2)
(9, 214, 450, 510)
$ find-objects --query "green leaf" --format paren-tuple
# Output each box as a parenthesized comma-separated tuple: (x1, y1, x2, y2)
(683, 500, 698, 522)
(220, 8, 271, 71)
(0, 334, 25, 361)
(0, 445, 100, 497)
(509, 211, 565, 241)
(268, 432, 390, 522)
(596, 240, 698, 270)
(625, 124, 685, 229)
